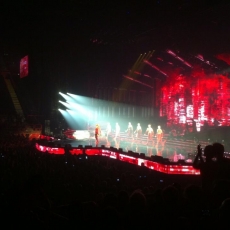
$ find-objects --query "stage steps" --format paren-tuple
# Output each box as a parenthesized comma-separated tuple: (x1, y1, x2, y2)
(2, 72, 25, 120)
(0, 72, 15, 114)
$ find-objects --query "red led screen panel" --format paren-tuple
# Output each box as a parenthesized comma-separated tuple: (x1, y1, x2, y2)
(20, 55, 29, 78)
(160, 73, 230, 128)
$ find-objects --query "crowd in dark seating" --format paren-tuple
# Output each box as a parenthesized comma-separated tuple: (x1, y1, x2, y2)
(1, 125, 230, 229)
(0, 113, 26, 134)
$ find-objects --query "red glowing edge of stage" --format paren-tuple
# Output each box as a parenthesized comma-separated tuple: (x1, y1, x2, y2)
(35, 143, 200, 175)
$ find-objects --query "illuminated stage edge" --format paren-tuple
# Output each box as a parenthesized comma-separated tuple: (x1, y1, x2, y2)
(35, 143, 200, 175)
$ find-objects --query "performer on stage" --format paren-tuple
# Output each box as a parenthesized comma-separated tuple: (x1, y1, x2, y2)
(145, 124, 154, 145)
(156, 125, 163, 146)
(134, 123, 142, 150)
(115, 122, 120, 138)
(125, 122, 133, 139)
(134, 123, 142, 139)
(95, 124, 101, 147)
(124, 122, 134, 151)
(114, 122, 120, 149)
(106, 122, 112, 146)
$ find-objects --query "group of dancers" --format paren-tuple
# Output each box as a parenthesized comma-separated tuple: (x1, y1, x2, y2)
(94, 121, 163, 148)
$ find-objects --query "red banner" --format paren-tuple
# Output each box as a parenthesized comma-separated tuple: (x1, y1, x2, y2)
(20, 55, 29, 78)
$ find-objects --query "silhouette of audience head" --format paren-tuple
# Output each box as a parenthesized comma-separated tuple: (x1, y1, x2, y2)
(219, 197, 230, 221)
(213, 142, 225, 161)
(203, 145, 214, 162)
(129, 189, 146, 211)
(162, 185, 179, 205)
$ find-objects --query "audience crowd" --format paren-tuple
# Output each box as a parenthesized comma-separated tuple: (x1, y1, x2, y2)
(0, 116, 230, 229)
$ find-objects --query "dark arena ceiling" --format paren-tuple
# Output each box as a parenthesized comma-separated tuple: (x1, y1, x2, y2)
(0, 0, 230, 96)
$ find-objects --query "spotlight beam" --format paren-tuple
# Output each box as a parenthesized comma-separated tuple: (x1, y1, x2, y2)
(59, 100, 73, 109)
(133, 71, 153, 79)
(129, 50, 154, 78)
(123, 75, 154, 89)
(59, 92, 75, 102)
(195, 54, 215, 67)
(144, 60, 168, 77)
(166, 49, 193, 68)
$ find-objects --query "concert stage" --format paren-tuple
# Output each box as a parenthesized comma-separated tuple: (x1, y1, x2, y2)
(37, 130, 218, 176)
(35, 140, 200, 176)
(37, 125, 230, 175)
(42, 131, 209, 162)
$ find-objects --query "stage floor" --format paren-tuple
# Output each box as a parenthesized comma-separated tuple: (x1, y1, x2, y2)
(51, 136, 209, 162)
